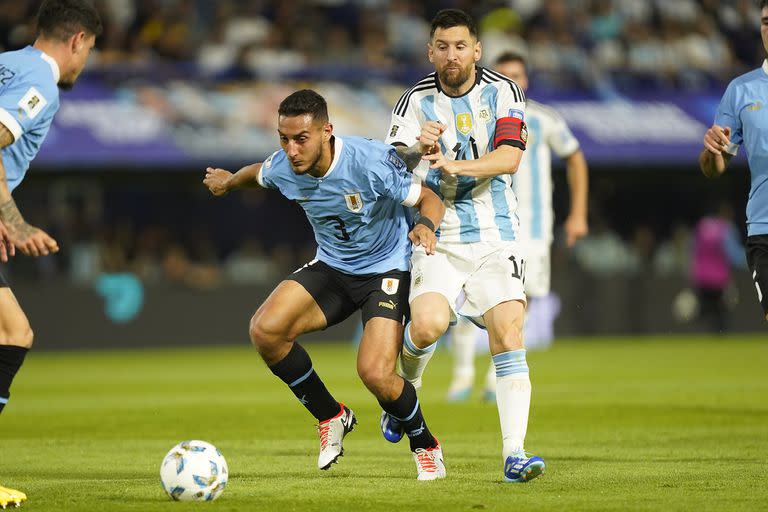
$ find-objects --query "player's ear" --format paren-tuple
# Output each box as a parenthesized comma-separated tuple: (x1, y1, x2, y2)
(323, 122, 333, 142)
(70, 31, 86, 54)
(474, 40, 482, 63)
(427, 42, 434, 64)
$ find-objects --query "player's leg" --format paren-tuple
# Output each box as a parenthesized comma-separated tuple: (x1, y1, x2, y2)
(0, 276, 31, 508)
(464, 244, 544, 482)
(399, 245, 464, 389)
(249, 261, 357, 470)
(355, 274, 445, 480)
(447, 316, 479, 402)
(746, 234, 768, 321)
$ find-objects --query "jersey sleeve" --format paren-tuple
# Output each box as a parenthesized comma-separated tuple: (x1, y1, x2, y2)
(0, 74, 56, 142)
(385, 91, 422, 147)
(373, 147, 422, 207)
(494, 81, 528, 150)
(714, 81, 743, 155)
(256, 150, 282, 190)
(546, 110, 580, 158)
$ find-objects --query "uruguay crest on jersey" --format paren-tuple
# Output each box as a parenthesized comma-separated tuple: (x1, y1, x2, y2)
(344, 192, 363, 213)
(381, 278, 400, 295)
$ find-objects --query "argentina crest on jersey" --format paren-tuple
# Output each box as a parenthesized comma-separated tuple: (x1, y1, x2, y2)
(344, 192, 363, 213)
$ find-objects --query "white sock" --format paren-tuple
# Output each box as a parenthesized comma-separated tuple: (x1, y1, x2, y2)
(493, 349, 531, 458)
(449, 318, 477, 389)
(399, 321, 437, 390)
(484, 360, 496, 393)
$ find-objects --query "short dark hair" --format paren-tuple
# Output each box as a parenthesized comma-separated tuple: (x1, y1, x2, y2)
(760, 0, 768, 9)
(36, 0, 103, 41)
(278, 89, 329, 123)
(430, 9, 478, 40)
(495, 51, 527, 68)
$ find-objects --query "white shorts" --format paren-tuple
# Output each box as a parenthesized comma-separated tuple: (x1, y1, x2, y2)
(410, 241, 527, 323)
(520, 241, 551, 298)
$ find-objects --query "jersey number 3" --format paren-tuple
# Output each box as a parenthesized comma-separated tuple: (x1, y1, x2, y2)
(323, 216, 351, 241)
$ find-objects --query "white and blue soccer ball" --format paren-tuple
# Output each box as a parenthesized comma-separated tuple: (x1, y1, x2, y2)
(160, 440, 228, 501)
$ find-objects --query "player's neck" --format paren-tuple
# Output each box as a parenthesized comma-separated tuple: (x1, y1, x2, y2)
(440, 66, 477, 97)
(33, 39, 66, 74)
(308, 136, 335, 178)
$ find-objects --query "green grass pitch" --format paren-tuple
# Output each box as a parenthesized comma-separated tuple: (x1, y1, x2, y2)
(1, 336, 766, 511)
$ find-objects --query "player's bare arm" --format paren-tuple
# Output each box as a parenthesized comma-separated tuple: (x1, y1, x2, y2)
(408, 184, 444, 255)
(423, 144, 524, 178)
(204, 162, 263, 196)
(564, 149, 589, 248)
(0, 123, 59, 258)
(0, 219, 13, 263)
(699, 124, 733, 178)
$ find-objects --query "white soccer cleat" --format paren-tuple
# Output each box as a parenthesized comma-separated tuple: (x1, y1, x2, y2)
(412, 439, 446, 481)
(317, 403, 357, 470)
(0, 485, 26, 509)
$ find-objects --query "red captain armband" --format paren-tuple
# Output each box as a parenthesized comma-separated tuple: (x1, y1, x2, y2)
(494, 117, 528, 150)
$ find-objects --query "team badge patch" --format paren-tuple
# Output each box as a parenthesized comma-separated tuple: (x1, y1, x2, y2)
(520, 122, 529, 145)
(389, 124, 399, 137)
(344, 192, 363, 213)
(456, 113, 473, 135)
(18, 86, 47, 120)
(508, 109, 525, 120)
(478, 108, 491, 122)
(381, 278, 400, 295)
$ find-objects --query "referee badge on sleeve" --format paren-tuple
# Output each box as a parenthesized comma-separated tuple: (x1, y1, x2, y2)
(382, 278, 400, 295)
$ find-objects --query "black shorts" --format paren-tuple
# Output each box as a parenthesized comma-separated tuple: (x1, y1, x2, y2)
(746, 234, 768, 318)
(288, 260, 410, 327)
(0, 269, 7, 288)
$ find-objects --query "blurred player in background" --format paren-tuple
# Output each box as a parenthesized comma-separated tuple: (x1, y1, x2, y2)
(204, 89, 449, 480)
(0, 0, 101, 507)
(448, 51, 589, 402)
(700, 0, 768, 322)
(381, 9, 544, 483)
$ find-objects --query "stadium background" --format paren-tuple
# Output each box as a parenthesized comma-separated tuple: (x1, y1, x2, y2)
(2, 2, 767, 511)
(1, 0, 764, 346)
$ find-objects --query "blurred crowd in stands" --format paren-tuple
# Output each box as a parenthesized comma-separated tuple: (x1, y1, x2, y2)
(0, 0, 764, 90)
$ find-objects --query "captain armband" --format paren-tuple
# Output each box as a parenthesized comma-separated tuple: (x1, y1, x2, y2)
(494, 117, 528, 151)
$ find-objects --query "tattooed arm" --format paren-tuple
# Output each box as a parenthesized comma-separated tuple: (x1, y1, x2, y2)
(0, 123, 59, 257)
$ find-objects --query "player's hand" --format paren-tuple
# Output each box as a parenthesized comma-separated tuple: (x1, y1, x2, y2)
(204, 167, 233, 197)
(564, 214, 588, 248)
(408, 224, 438, 255)
(703, 125, 731, 155)
(8, 223, 59, 257)
(0, 219, 15, 263)
(422, 149, 462, 175)
(417, 121, 447, 155)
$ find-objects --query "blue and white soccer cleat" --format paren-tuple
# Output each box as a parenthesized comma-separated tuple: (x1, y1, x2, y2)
(380, 410, 404, 443)
(503, 454, 545, 483)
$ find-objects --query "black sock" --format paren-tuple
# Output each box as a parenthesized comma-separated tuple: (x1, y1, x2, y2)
(268, 343, 340, 421)
(379, 378, 437, 451)
(0, 345, 29, 414)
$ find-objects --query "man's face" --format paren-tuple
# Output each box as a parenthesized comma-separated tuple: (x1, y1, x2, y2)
(278, 114, 330, 174)
(428, 26, 481, 90)
(59, 33, 96, 90)
(762, 7, 768, 56)
(495, 59, 528, 92)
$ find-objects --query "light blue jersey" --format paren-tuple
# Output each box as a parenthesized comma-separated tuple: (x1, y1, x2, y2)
(715, 60, 768, 236)
(257, 136, 422, 274)
(0, 46, 61, 193)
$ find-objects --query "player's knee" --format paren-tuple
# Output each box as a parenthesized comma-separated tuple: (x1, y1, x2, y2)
(0, 324, 33, 348)
(356, 360, 396, 398)
(409, 313, 448, 346)
(498, 324, 524, 351)
(248, 314, 285, 351)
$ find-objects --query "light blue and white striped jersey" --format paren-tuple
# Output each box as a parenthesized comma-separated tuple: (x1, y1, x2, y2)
(0, 46, 61, 193)
(716, 60, 768, 236)
(386, 66, 526, 243)
(513, 99, 580, 243)
(257, 136, 421, 274)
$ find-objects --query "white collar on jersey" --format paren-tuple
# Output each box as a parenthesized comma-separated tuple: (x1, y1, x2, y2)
(763, 59, 768, 76)
(39, 50, 60, 84)
(314, 135, 343, 179)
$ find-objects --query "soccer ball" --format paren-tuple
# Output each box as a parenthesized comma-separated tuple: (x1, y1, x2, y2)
(160, 440, 228, 501)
